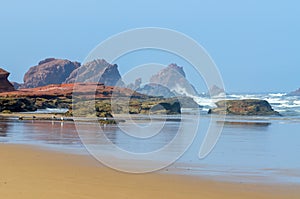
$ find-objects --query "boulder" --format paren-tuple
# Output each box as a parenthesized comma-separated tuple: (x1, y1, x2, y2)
(23, 58, 80, 88)
(208, 99, 280, 116)
(64, 59, 124, 86)
(0, 68, 15, 92)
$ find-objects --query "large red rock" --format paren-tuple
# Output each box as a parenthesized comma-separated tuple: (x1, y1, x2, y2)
(23, 58, 80, 88)
(0, 83, 145, 99)
(0, 68, 15, 92)
(64, 59, 124, 86)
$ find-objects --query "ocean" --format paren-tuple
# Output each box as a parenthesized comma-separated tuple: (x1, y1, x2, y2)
(1, 92, 300, 184)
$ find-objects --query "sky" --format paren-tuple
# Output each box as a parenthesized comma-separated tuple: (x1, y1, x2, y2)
(0, 0, 299, 93)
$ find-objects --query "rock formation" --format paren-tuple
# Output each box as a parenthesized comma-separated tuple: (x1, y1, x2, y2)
(149, 64, 199, 97)
(0, 68, 15, 92)
(0, 83, 181, 115)
(64, 59, 124, 86)
(287, 88, 300, 96)
(208, 85, 226, 97)
(23, 58, 80, 88)
(208, 99, 280, 116)
(136, 83, 176, 98)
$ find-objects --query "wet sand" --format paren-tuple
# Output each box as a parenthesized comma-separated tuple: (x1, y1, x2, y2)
(0, 144, 299, 199)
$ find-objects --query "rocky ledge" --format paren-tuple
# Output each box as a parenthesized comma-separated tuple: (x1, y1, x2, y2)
(0, 83, 182, 115)
(208, 99, 280, 116)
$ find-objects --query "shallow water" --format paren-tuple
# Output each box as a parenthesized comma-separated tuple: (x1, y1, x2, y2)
(1, 114, 300, 184)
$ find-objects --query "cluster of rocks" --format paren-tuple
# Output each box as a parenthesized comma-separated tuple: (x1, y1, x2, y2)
(0, 58, 284, 117)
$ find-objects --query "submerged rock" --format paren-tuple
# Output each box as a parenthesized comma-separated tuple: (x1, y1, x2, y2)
(208, 99, 280, 116)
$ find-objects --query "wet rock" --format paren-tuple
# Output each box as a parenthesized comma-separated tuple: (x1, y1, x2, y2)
(208, 99, 280, 116)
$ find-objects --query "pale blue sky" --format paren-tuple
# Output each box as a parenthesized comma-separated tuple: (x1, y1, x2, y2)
(1, 0, 299, 92)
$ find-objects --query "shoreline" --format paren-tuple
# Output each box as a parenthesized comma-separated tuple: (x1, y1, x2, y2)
(0, 144, 299, 199)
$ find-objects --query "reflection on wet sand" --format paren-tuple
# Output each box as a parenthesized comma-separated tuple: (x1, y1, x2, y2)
(217, 120, 271, 128)
(26, 121, 80, 145)
(0, 122, 9, 137)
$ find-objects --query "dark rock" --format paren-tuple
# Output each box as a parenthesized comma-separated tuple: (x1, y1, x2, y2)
(150, 64, 199, 97)
(150, 101, 181, 115)
(23, 58, 80, 88)
(0, 98, 37, 112)
(208, 99, 280, 116)
(0, 68, 15, 93)
(65, 59, 124, 86)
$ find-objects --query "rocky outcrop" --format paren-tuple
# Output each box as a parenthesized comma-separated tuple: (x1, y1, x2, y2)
(287, 88, 300, 96)
(0, 68, 15, 92)
(208, 99, 280, 116)
(23, 58, 80, 88)
(0, 83, 182, 115)
(149, 64, 199, 97)
(0, 98, 36, 112)
(65, 59, 124, 86)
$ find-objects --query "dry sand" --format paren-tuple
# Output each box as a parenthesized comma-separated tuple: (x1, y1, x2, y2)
(0, 144, 299, 199)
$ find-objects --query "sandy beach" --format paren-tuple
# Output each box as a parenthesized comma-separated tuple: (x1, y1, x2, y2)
(0, 144, 299, 199)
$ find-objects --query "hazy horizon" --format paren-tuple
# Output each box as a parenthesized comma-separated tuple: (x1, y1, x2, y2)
(1, 0, 299, 93)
